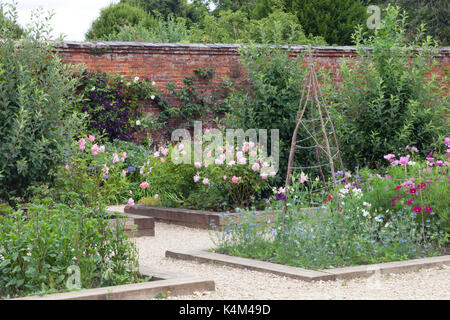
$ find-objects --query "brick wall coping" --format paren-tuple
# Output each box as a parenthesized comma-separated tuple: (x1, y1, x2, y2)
(55, 40, 450, 58)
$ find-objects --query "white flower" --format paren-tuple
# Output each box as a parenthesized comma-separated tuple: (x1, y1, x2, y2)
(152, 81, 156, 86)
(362, 209, 370, 217)
(90, 86, 95, 91)
(363, 201, 372, 208)
(135, 120, 141, 126)
(126, 82, 131, 86)
(408, 161, 416, 166)
(134, 76, 139, 83)
(150, 95, 155, 100)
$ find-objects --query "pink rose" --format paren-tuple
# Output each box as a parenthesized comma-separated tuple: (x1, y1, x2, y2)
(127, 198, 134, 206)
(193, 175, 200, 182)
(88, 135, 95, 142)
(252, 163, 260, 171)
(194, 162, 202, 169)
(202, 178, 209, 185)
(231, 176, 241, 183)
(98, 145, 105, 153)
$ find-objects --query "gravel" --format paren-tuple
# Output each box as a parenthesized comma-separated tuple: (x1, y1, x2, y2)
(109, 205, 450, 300)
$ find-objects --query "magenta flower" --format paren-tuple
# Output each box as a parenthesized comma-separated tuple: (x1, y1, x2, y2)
(413, 206, 422, 213)
(407, 198, 414, 206)
(424, 205, 433, 213)
(394, 186, 402, 190)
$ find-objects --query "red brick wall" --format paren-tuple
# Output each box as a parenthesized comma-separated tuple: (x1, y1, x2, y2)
(57, 41, 449, 87)
(56, 42, 449, 142)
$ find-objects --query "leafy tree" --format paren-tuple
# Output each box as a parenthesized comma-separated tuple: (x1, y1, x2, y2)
(85, 3, 155, 40)
(329, 6, 448, 169)
(0, 4, 83, 201)
(284, 0, 367, 45)
(0, 2, 23, 39)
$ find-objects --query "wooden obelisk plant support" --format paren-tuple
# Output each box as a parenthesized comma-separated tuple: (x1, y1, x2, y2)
(281, 49, 346, 233)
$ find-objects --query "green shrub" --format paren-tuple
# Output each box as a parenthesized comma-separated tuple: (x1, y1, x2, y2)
(330, 5, 448, 169)
(0, 6, 82, 202)
(0, 200, 139, 298)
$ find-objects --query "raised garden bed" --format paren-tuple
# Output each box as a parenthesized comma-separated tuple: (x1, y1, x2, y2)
(166, 249, 450, 282)
(124, 204, 226, 230)
(14, 266, 215, 300)
(124, 204, 325, 230)
(107, 210, 155, 237)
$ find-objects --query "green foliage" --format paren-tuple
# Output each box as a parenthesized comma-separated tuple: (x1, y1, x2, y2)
(284, 0, 367, 45)
(0, 2, 23, 39)
(0, 200, 139, 298)
(0, 6, 83, 202)
(330, 6, 448, 169)
(103, 15, 190, 42)
(85, 3, 155, 40)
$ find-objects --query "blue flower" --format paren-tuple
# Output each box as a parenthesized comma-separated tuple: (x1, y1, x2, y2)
(127, 166, 136, 172)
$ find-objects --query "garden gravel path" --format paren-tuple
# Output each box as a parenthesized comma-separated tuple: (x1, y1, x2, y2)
(109, 205, 450, 300)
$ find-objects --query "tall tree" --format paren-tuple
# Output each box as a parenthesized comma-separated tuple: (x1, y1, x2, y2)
(284, 0, 367, 45)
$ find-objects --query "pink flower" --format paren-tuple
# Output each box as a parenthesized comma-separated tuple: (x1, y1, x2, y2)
(391, 160, 399, 166)
(206, 151, 212, 158)
(91, 144, 99, 156)
(154, 151, 160, 158)
(260, 173, 268, 179)
(300, 172, 308, 183)
(121, 170, 127, 178)
(127, 198, 134, 206)
(139, 182, 149, 189)
(242, 144, 249, 153)
(160, 157, 165, 163)
(384, 154, 395, 160)
(424, 205, 433, 213)
(399, 155, 409, 166)
(193, 175, 200, 182)
(65, 164, 70, 170)
(194, 162, 202, 169)
(178, 144, 184, 151)
(238, 157, 247, 165)
(79, 138, 86, 151)
(445, 137, 450, 147)
(154, 194, 159, 200)
(98, 145, 105, 153)
(215, 158, 224, 165)
(394, 186, 402, 190)
(413, 206, 422, 213)
(252, 163, 260, 171)
(231, 176, 241, 183)
(236, 151, 243, 160)
(407, 198, 414, 206)
(161, 148, 169, 156)
(121, 152, 127, 161)
(269, 171, 276, 177)
(112, 153, 119, 163)
(227, 160, 235, 167)
(202, 178, 209, 185)
(411, 146, 418, 153)
(88, 135, 95, 142)
(223, 175, 227, 180)
(249, 141, 255, 148)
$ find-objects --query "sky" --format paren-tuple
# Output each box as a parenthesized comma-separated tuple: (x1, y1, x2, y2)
(15, 0, 119, 41)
